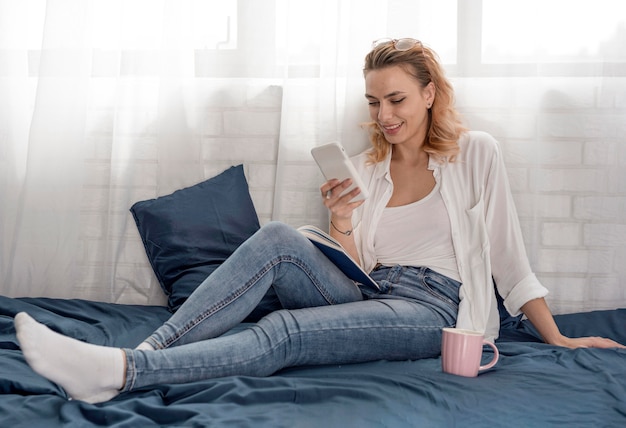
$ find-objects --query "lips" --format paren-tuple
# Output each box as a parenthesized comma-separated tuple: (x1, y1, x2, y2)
(381, 122, 402, 135)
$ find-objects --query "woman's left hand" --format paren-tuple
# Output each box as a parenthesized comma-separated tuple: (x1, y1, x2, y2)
(521, 298, 626, 350)
(551, 335, 626, 350)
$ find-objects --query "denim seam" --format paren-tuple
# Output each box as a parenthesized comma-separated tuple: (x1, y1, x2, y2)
(122, 348, 137, 392)
(286, 255, 344, 305)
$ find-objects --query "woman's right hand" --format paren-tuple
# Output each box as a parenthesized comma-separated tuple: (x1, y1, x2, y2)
(320, 178, 365, 221)
(320, 179, 365, 263)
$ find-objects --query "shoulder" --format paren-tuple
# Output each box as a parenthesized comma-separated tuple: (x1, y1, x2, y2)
(458, 131, 500, 155)
(455, 131, 502, 165)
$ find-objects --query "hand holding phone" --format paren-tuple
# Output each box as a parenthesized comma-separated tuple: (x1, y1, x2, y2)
(311, 142, 369, 203)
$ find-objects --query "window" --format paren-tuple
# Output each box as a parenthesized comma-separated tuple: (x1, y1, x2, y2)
(482, 0, 626, 64)
(454, 0, 626, 76)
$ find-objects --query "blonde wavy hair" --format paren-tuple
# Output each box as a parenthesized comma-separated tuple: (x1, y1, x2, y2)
(362, 41, 466, 163)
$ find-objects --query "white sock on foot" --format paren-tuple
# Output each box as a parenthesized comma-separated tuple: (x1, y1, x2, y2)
(135, 341, 155, 351)
(15, 312, 125, 403)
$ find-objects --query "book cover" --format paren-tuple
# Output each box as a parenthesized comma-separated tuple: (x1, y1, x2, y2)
(297, 225, 379, 290)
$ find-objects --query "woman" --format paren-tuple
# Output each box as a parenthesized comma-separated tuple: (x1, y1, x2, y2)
(15, 38, 623, 404)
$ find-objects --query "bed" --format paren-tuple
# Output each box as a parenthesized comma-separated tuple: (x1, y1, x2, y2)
(1, 297, 624, 427)
(1, 165, 625, 427)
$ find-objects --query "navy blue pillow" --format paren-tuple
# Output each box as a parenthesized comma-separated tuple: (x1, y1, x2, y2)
(130, 165, 260, 312)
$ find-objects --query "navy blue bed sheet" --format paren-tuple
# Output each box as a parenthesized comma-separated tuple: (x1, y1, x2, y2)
(0, 295, 624, 427)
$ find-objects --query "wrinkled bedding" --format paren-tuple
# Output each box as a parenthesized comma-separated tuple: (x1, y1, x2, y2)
(1, 296, 624, 427)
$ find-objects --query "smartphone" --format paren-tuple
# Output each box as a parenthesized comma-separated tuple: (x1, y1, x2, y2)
(310, 142, 369, 202)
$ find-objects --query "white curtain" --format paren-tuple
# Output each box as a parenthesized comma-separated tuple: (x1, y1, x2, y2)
(1, 0, 624, 314)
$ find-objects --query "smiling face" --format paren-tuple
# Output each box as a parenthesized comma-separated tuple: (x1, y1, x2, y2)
(365, 65, 434, 149)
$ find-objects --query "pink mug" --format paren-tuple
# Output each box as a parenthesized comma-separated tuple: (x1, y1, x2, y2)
(441, 327, 499, 377)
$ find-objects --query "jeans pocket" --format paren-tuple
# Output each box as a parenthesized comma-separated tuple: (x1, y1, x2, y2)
(421, 273, 460, 310)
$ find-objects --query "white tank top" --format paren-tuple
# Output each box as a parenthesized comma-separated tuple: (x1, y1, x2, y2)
(374, 182, 460, 281)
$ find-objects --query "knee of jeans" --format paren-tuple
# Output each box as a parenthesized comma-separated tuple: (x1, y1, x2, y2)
(256, 221, 304, 248)
(255, 309, 296, 342)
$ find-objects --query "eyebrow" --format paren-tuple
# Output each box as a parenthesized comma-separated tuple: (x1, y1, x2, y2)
(364, 91, 407, 100)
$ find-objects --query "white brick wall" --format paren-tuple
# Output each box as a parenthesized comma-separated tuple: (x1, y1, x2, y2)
(77, 79, 284, 304)
(456, 76, 626, 314)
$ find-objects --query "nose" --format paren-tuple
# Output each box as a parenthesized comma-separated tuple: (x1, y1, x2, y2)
(377, 102, 392, 122)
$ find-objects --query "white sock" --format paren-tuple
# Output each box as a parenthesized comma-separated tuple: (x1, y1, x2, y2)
(15, 312, 125, 403)
(135, 341, 155, 351)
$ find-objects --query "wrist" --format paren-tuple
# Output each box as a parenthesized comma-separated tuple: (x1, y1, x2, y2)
(329, 215, 351, 227)
(544, 333, 569, 347)
(330, 220, 353, 236)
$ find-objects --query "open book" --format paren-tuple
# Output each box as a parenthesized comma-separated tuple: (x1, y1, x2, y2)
(297, 225, 379, 290)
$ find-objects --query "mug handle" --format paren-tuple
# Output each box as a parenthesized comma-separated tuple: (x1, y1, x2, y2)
(478, 340, 499, 371)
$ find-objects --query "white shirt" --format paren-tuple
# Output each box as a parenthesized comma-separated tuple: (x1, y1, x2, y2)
(350, 130, 549, 341)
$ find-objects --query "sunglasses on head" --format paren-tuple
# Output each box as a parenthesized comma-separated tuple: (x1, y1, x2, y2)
(371, 38, 422, 52)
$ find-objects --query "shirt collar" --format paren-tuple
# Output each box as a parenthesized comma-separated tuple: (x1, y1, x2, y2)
(374, 148, 446, 180)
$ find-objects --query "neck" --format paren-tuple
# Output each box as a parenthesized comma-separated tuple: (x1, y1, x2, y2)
(392, 144, 429, 167)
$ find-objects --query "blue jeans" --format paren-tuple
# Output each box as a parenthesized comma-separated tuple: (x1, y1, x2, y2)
(121, 222, 460, 391)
